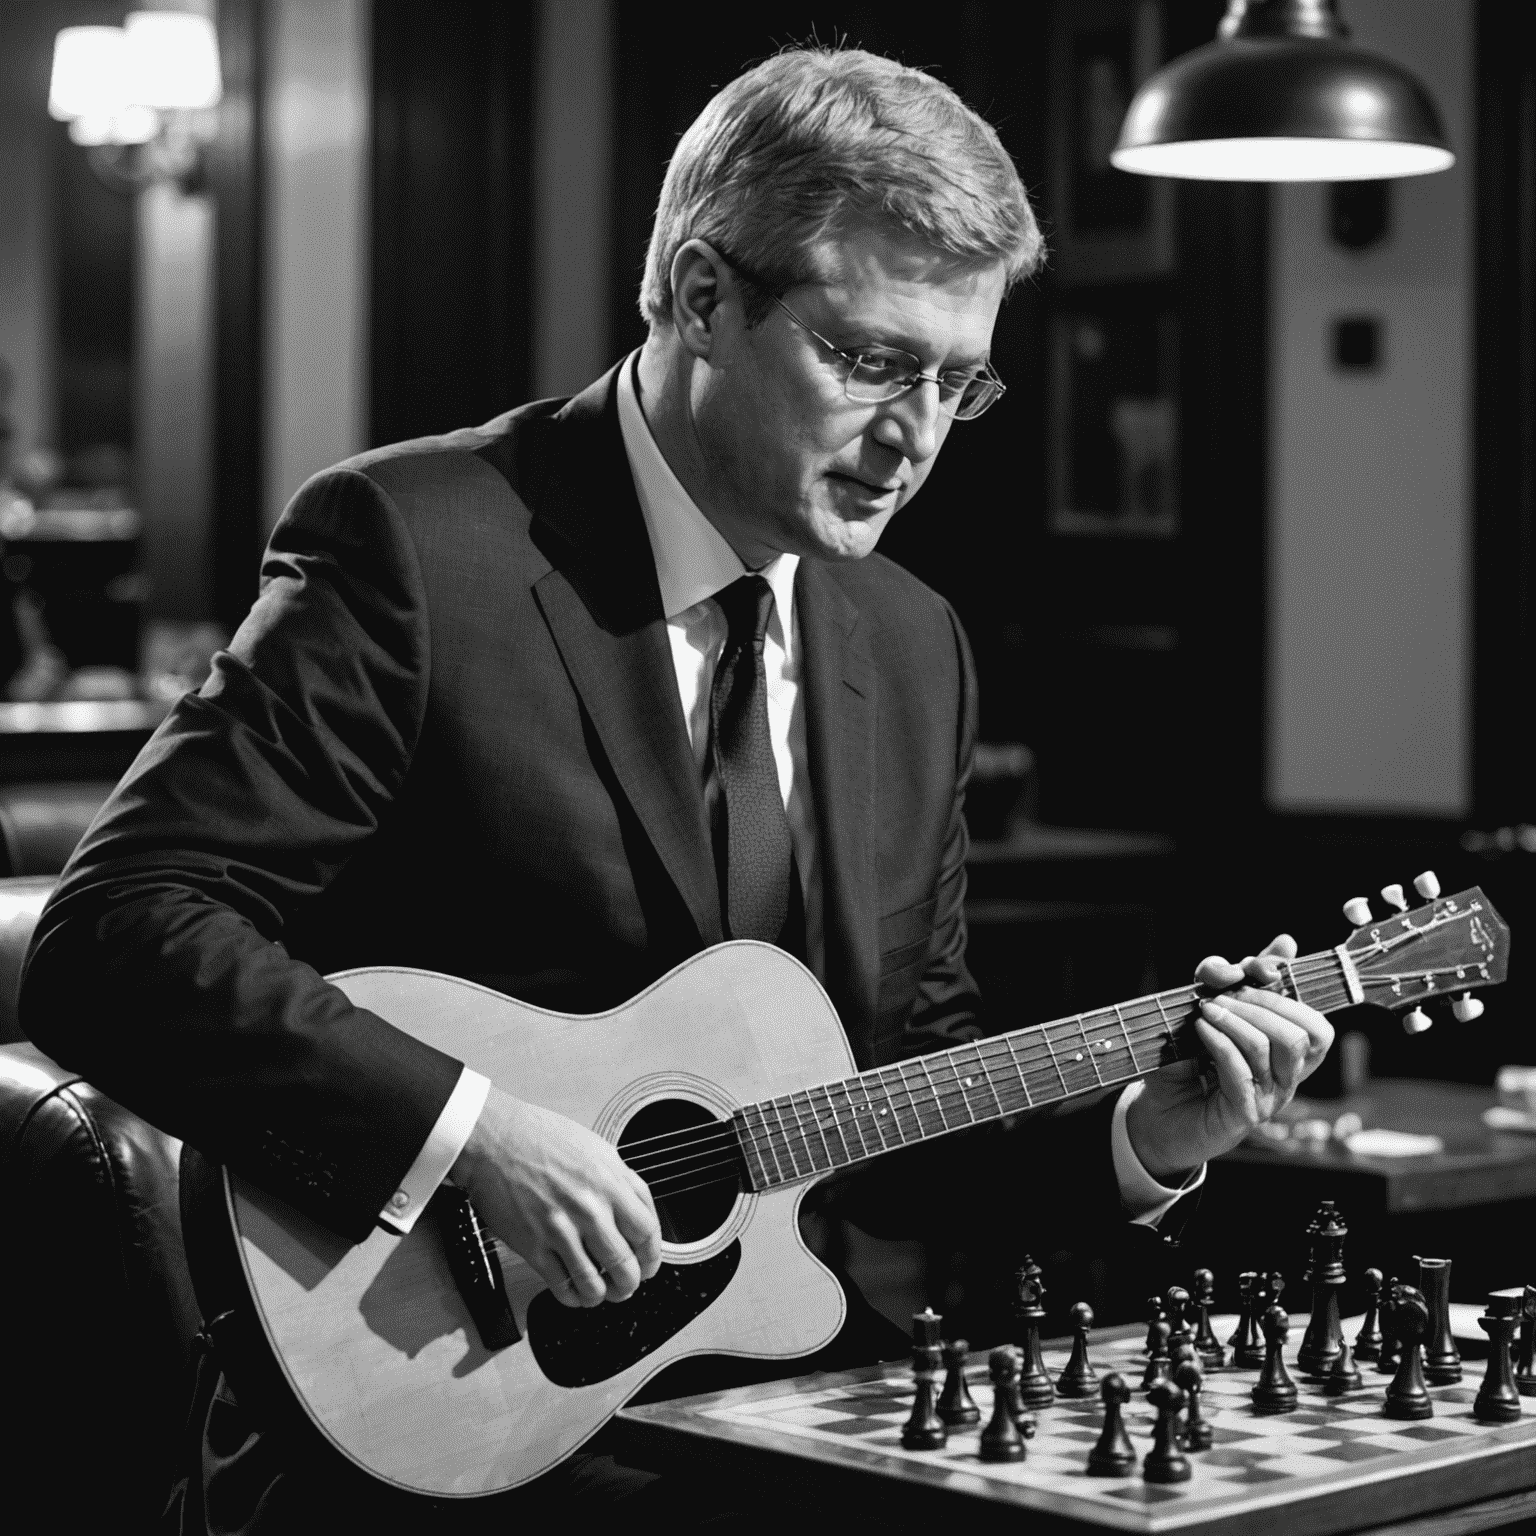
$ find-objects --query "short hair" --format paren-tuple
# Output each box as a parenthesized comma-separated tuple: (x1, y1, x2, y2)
(639, 46, 1043, 328)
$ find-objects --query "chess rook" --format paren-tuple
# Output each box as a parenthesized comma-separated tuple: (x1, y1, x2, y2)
(1417, 1257, 1463, 1384)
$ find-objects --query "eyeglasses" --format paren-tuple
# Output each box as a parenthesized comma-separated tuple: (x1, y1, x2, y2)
(766, 293, 1006, 421)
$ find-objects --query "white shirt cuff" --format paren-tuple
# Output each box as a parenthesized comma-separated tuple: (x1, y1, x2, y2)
(377, 1067, 491, 1234)
(1112, 1079, 1205, 1228)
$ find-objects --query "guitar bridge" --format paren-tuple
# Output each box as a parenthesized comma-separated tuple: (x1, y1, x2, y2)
(434, 1184, 521, 1350)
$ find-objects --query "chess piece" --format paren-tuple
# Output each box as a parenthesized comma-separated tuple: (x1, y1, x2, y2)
(1382, 1281, 1434, 1420)
(1416, 1257, 1462, 1384)
(1057, 1302, 1099, 1398)
(1251, 1304, 1299, 1414)
(997, 1344, 1038, 1437)
(1013, 1257, 1055, 1408)
(1165, 1285, 1194, 1349)
(1145, 1293, 1169, 1355)
(901, 1308, 947, 1449)
(937, 1338, 980, 1426)
(1142, 1319, 1173, 1392)
(1086, 1372, 1137, 1477)
(1298, 1201, 1347, 1377)
(1227, 1272, 1260, 1365)
(1518, 1286, 1536, 1398)
(1143, 1381, 1192, 1483)
(1193, 1268, 1226, 1368)
(1473, 1291, 1524, 1424)
(1175, 1358, 1213, 1451)
(1322, 1337, 1363, 1395)
(979, 1346, 1026, 1462)
(1354, 1267, 1385, 1362)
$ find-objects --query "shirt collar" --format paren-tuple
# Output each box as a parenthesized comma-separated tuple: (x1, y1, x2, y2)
(616, 351, 799, 632)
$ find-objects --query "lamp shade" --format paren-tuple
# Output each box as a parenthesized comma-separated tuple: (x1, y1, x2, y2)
(124, 12, 222, 111)
(1112, 13, 1453, 181)
(48, 26, 130, 121)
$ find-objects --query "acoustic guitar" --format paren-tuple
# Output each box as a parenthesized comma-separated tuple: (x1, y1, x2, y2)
(185, 878, 1508, 1499)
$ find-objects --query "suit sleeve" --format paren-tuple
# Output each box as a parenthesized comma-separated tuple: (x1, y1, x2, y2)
(18, 467, 463, 1243)
(830, 598, 1123, 1252)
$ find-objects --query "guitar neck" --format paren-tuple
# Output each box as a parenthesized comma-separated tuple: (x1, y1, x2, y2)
(732, 946, 1359, 1192)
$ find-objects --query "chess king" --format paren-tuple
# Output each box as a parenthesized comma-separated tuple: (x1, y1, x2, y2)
(20, 44, 1334, 1531)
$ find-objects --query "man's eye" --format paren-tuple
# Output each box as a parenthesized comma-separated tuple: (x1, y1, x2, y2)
(851, 355, 910, 382)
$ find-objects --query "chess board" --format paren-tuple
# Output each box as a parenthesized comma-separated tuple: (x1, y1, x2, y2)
(616, 1321, 1536, 1535)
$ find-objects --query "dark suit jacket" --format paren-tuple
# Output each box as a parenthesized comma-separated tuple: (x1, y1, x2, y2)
(21, 366, 1120, 1249)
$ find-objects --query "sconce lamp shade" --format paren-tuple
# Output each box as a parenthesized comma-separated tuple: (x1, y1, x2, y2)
(1111, 1, 1452, 181)
(49, 26, 130, 121)
(124, 12, 222, 112)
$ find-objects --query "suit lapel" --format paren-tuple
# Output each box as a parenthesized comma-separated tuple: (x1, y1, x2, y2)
(797, 560, 878, 1040)
(509, 369, 722, 947)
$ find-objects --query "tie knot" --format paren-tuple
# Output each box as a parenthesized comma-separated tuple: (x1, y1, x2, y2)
(716, 575, 776, 650)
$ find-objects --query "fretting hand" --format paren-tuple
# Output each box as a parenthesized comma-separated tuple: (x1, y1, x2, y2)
(1124, 934, 1335, 1183)
(450, 1086, 663, 1308)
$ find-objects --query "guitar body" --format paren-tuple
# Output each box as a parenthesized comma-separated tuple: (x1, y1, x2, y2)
(220, 942, 848, 1498)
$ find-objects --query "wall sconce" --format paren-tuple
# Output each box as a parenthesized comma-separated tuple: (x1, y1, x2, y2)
(48, 13, 222, 194)
(1110, 0, 1452, 182)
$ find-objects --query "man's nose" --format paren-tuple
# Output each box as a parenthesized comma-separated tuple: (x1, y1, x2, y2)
(872, 379, 943, 463)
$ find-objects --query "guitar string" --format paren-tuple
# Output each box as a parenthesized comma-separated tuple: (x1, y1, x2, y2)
(624, 959, 1449, 1185)
(622, 962, 1363, 1179)
(628, 977, 1366, 1191)
(610, 949, 1369, 1165)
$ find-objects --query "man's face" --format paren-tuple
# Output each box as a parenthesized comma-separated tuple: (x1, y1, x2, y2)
(688, 226, 1007, 565)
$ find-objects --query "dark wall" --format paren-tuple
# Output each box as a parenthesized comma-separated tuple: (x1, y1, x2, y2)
(370, 0, 535, 446)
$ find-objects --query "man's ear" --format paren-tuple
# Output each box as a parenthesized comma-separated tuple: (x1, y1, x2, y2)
(669, 240, 733, 359)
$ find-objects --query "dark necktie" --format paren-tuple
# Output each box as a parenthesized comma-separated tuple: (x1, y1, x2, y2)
(710, 576, 802, 952)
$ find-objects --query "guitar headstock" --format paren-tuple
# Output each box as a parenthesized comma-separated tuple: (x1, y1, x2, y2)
(1339, 878, 1510, 1028)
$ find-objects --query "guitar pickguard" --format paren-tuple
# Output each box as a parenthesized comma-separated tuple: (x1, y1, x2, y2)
(526, 1243, 742, 1387)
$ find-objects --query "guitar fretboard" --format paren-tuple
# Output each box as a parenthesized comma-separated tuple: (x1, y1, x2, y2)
(729, 950, 1357, 1191)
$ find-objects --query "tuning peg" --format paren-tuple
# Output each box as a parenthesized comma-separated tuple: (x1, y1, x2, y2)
(1452, 993, 1485, 1023)
(1403, 1008, 1433, 1034)
(1343, 897, 1373, 927)
(1381, 884, 1408, 913)
(1412, 871, 1441, 900)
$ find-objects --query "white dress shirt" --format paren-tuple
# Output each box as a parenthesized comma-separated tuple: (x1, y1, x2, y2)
(379, 354, 1202, 1234)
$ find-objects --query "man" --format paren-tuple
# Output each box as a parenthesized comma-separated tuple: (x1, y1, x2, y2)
(21, 46, 1330, 1529)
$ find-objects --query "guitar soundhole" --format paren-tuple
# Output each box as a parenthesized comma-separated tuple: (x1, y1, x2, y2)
(618, 1098, 742, 1245)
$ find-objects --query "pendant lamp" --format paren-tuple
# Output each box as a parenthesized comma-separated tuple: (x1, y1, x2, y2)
(1111, 0, 1453, 181)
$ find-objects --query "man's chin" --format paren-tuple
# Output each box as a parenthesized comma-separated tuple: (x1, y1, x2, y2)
(798, 504, 895, 562)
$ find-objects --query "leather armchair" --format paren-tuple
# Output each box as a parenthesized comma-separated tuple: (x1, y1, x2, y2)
(0, 877, 202, 1532)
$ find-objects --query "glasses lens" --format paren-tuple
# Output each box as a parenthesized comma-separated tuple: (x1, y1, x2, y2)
(946, 374, 1004, 420)
(845, 353, 918, 403)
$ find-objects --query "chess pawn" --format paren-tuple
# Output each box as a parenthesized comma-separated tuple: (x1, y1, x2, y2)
(1086, 1372, 1137, 1477)
(1518, 1286, 1536, 1398)
(1175, 1358, 1213, 1451)
(979, 1346, 1026, 1462)
(1473, 1291, 1524, 1424)
(1142, 1319, 1173, 1393)
(1382, 1282, 1434, 1421)
(1251, 1304, 1300, 1414)
(1013, 1258, 1055, 1409)
(1144, 1293, 1169, 1356)
(1222, 1277, 1259, 1363)
(1143, 1381, 1192, 1483)
(937, 1338, 980, 1427)
(1057, 1302, 1099, 1398)
(1322, 1338, 1363, 1396)
(901, 1308, 947, 1450)
(1416, 1257, 1462, 1384)
(1354, 1268, 1385, 1362)
(1192, 1268, 1227, 1368)
(1165, 1285, 1194, 1348)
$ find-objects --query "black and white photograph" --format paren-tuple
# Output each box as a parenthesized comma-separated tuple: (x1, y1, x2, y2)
(1, 2, 1533, 1532)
